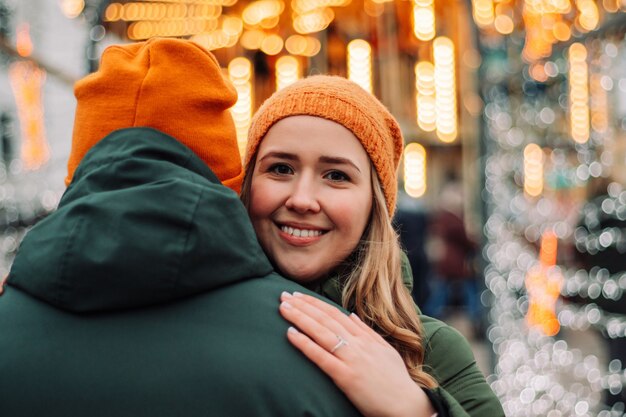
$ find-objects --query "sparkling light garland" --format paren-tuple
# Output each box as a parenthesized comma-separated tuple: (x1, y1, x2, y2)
(433, 37, 457, 142)
(347, 39, 373, 93)
(275, 55, 301, 90)
(228, 57, 253, 159)
(415, 61, 437, 132)
(561, 268, 626, 304)
(589, 70, 609, 134)
(403, 143, 427, 198)
(480, 75, 619, 415)
(524, 143, 544, 197)
(412, 0, 436, 41)
(569, 43, 590, 144)
(472, 0, 495, 29)
(9, 61, 49, 171)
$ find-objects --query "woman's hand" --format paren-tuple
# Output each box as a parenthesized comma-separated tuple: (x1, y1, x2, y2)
(279, 292, 436, 417)
(0, 274, 7, 295)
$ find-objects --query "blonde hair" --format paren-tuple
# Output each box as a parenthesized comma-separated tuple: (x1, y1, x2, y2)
(241, 158, 437, 388)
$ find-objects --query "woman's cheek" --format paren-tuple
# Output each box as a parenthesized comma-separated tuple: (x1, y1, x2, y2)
(329, 192, 371, 236)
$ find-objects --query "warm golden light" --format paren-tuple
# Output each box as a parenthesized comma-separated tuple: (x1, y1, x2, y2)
(525, 0, 571, 13)
(575, 0, 599, 31)
(552, 21, 571, 41)
(569, 43, 589, 143)
(292, 0, 350, 14)
(523, 143, 544, 197)
(16, 23, 33, 57)
(526, 232, 563, 337)
(415, 61, 436, 132)
(276, 56, 301, 90)
(530, 62, 548, 82)
(259, 15, 280, 29)
(347, 39, 373, 93)
(472, 0, 495, 28)
(602, 0, 619, 12)
(242, 0, 284, 26)
(403, 143, 427, 198)
(364, 0, 385, 16)
(240, 30, 265, 50)
(222, 15, 243, 36)
(9, 61, 50, 170)
(590, 73, 608, 134)
(285, 35, 321, 57)
(228, 57, 252, 83)
(229, 57, 253, 160)
(521, 10, 554, 63)
(59, 0, 85, 18)
(129, 18, 212, 40)
(293, 8, 335, 34)
(104, 3, 123, 21)
(412, 0, 436, 41)
(433, 37, 457, 142)
(260, 34, 284, 55)
(494, 14, 514, 34)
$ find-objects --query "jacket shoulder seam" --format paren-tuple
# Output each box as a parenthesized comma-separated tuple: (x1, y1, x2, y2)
(174, 180, 205, 292)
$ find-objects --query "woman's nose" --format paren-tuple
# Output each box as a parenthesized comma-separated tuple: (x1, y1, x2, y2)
(285, 177, 321, 213)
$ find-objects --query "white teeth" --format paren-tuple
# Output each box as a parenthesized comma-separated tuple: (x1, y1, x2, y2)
(281, 226, 322, 238)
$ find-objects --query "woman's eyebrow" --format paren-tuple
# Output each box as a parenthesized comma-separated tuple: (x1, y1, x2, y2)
(258, 151, 298, 162)
(319, 156, 362, 173)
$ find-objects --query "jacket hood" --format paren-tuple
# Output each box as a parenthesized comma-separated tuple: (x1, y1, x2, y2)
(9, 128, 273, 313)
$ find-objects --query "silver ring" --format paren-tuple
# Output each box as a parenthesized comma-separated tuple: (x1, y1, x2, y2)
(330, 335, 349, 353)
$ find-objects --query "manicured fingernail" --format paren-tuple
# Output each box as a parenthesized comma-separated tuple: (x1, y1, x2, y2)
(350, 313, 361, 320)
(293, 291, 304, 297)
(281, 301, 293, 309)
(281, 291, 292, 298)
(287, 326, 299, 334)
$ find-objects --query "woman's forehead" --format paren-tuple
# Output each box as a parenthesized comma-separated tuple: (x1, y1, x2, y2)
(259, 115, 370, 165)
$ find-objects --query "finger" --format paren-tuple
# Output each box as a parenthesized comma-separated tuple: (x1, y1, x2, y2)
(349, 313, 388, 346)
(286, 326, 350, 381)
(281, 293, 355, 338)
(0, 275, 7, 295)
(290, 292, 381, 344)
(280, 300, 348, 353)
(288, 292, 361, 337)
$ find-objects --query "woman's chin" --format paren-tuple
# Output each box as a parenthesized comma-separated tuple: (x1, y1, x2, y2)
(278, 263, 327, 284)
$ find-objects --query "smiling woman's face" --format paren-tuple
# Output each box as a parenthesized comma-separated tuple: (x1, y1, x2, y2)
(248, 115, 373, 283)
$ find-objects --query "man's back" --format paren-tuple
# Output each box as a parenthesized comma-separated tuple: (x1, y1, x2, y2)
(0, 274, 357, 416)
(0, 129, 360, 417)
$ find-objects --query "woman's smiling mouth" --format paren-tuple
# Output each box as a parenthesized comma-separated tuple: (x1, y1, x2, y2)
(275, 222, 329, 245)
(280, 225, 324, 237)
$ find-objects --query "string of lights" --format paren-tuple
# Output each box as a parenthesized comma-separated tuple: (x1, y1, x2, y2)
(558, 303, 626, 338)
(561, 268, 626, 302)
(479, 15, 626, 413)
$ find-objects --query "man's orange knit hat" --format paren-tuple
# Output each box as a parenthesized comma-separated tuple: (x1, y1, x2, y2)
(245, 75, 404, 215)
(67, 38, 244, 192)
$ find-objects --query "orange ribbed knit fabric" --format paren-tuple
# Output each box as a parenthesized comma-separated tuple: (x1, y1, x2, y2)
(245, 75, 403, 215)
(67, 38, 244, 193)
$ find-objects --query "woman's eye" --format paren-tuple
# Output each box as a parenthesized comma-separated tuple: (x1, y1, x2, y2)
(325, 170, 350, 182)
(269, 163, 293, 175)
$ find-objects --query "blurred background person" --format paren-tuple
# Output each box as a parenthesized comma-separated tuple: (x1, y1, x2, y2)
(394, 190, 432, 308)
(423, 174, 482, 337)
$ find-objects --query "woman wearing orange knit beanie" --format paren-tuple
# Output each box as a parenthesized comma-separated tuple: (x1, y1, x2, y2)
(241, 75, 503, 417)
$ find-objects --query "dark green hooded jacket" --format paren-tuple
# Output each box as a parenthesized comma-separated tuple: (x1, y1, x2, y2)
(0, 128, 361, 417)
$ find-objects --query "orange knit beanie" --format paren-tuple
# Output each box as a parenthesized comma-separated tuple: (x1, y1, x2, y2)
(67, 38, 244, 193)
(245, 75, 404, 215)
